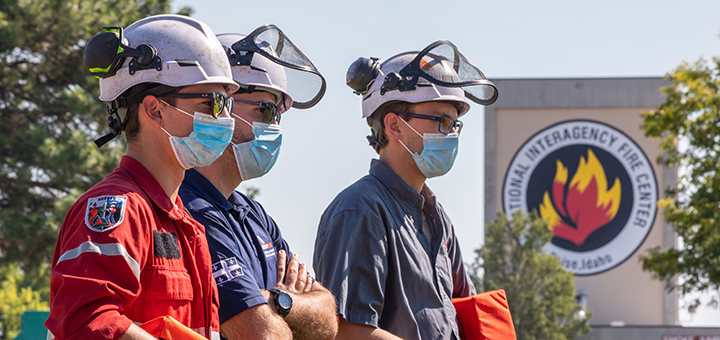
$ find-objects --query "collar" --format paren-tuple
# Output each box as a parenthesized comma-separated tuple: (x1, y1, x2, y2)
(182, 169, 233, 212)
(369, 159, 425, 211)
(119, 156, 185, 220)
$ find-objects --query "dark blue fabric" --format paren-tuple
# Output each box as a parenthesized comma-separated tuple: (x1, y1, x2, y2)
(180, 169, 291, 325)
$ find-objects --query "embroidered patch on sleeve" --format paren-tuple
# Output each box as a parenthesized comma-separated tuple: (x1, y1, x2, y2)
(85, 195, 128, 232)
(212, 257, 244, 285)
(153, 230, 181, 259)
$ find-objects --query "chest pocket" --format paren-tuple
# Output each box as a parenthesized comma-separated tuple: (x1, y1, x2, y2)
(139, 266, 194, 301)
(139, 231, 193, 301)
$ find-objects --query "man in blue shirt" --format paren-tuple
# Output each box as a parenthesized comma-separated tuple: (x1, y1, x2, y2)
(179, 27, 336, 340)
(313, 42, 499, 339)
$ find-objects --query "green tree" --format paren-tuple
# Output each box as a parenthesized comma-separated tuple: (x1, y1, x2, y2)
(472, 211, 591, 340)
(0, 265, 48, 340)
(641, 56, 720, 309)
(0, 0, 191, 336)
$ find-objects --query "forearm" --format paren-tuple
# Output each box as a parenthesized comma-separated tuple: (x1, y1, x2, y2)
(221, 301, 292, 340)
(284, 289, 338, 340)
(335, 318, 403, 340)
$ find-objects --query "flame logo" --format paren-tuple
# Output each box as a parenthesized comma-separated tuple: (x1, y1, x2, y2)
(539, 149, 621, 246)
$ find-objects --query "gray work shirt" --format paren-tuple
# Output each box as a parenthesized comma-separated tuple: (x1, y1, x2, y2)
(313, 159, 476, 340)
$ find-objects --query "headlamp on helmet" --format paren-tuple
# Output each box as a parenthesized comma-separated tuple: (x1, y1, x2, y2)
(84, 26, 162, 78)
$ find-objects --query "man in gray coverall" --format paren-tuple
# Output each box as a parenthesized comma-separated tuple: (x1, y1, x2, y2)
(313, 41, 499, 340)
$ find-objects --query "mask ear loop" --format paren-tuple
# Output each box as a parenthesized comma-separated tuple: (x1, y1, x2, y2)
(231, 113, 253, 128)
(229, 114, 254, 148)
(158, 98, 195, 118)
(397, 117, 424, 156)
(156, 98, 197, 138)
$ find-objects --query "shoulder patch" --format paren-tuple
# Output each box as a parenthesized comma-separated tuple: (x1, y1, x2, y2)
(85, 195, 128, 232)
(212, 257, 244, 285)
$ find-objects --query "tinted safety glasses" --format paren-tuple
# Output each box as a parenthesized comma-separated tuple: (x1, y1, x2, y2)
(166, 92, 233, 118)
(234, 99, 280, 123)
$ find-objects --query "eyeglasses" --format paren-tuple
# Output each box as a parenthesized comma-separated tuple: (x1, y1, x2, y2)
(404, 113, 463, 135)
(165, 92, 234, 118)
(234, 99, 280, 123)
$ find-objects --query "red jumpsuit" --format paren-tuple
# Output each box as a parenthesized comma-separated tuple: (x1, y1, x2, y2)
(45, 156, 220, 339)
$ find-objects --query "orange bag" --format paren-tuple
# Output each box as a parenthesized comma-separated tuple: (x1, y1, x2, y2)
(139, 315, 208, 340)
(452, 289, 517, 340)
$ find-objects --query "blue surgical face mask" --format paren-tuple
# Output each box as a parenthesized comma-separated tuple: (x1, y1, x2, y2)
(161, 102, 235, 169)
(399, 118, 459, 178)
(231, 114, 282, 181)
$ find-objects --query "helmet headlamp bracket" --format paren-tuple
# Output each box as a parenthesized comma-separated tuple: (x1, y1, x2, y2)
(380, 73, 420, 95)
(228, 48, 256, 67)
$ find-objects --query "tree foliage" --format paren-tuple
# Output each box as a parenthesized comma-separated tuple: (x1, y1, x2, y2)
(0, 0, 191, 334)
(0, 265, 48, 340)
(641, 57, 720, 306)
(472, 211, 591, 340)
(0, 0, 189, 288)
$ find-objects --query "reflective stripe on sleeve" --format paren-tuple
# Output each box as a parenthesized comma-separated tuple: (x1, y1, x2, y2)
(58, 241, 141, 280)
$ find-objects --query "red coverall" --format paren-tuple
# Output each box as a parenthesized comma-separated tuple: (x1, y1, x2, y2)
(45, 156, 220, 339)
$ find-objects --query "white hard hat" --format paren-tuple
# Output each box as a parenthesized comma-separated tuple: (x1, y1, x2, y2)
(216, 33, 293, 115)
(346, 40, 498, 118)
(86, 14, 238, 101)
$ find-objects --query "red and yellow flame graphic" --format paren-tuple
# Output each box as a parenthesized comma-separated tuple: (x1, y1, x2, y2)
(539, 149, 621, 246)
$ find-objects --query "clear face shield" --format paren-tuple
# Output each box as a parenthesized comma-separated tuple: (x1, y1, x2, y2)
(390, 41, 498, 105)
(346, 40, 498, 107)
(229, 24, 326, 109)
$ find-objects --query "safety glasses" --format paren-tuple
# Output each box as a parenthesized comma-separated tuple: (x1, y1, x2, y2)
(234, 99, 280, 123)
(166, 92, 233, 118)
(405, 113, 463, 135)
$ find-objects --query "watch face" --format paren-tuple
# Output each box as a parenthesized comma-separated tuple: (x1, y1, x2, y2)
(278, 293, 292, 309)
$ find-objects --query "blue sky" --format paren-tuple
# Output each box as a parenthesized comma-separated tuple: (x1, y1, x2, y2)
(172, 0, 720, 326)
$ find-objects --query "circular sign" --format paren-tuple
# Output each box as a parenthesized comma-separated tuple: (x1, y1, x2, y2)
(502, 120, 657, 275)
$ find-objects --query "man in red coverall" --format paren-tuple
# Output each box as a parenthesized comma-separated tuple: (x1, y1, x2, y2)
(45, 14, 238, 340)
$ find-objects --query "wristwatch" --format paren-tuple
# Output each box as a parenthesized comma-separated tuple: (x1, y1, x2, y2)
(269, 288, 293, 318)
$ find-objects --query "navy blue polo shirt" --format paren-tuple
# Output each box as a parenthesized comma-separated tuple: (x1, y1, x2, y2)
(179, 169, 291, 324)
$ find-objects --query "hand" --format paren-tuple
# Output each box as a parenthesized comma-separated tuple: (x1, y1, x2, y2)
(275, 250, 312, 294)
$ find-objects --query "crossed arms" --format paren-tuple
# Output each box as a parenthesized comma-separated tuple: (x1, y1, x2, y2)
(220, 250, 337, 340)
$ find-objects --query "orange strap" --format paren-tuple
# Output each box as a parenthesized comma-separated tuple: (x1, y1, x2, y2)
(452, 289, 517, 340)
(139, 316, 208, 340)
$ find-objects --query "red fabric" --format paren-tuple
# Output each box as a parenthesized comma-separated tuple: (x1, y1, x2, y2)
(452, 289, 517, 340)
(140, 316, 208, 340)
(45, 156, 219, 339)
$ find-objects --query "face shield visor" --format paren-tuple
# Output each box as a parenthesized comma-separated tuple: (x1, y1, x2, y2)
(385, 40, 497, 105)
(230, 24, 326, 109)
